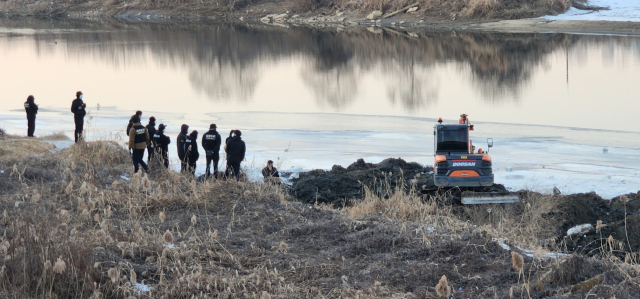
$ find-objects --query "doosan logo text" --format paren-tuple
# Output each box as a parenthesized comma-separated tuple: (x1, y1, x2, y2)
(452, 162, 476, 167)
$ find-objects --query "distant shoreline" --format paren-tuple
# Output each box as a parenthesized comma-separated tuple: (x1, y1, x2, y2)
(1, 0, 639, 36)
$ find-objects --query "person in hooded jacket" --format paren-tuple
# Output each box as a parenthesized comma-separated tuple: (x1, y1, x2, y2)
(24, 95, 39, 137)
(70, 91, 87, 143)
(202, 124, 222, 178)
(185, 130, 200, 175)
(225, 130, 246, 180)
(126, 111, 143, 136)
(146, 116, 157, 162)
(152, 124, 171, 168)
(128, 115, 150, 174)
(176, 124, 190, 173)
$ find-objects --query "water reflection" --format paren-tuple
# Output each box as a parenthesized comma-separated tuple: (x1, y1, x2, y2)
(1, 18, 640, 116)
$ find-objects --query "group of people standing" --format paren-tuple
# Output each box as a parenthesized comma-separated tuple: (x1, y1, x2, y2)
(125, 110, 246, 180)
(23, 93, 282, 182)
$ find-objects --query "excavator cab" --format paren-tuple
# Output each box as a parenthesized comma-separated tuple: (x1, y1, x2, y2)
(432, 118, 518, 204)
(433, 123, 493, 187)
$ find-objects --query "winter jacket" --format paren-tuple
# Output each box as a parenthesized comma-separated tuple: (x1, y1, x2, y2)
(126, 115, 135, 136)
(201, 129, 221, 156)
(176, 125, 189, 160)
(185, 135, 200, 164)
(24, 99, 38, 119)
(225, 136, 246, 163)
(128, 123, 150, 150)
(153, 130, 171, 154)
(71, 99, 86, 119)
(262, 166, 279, 178)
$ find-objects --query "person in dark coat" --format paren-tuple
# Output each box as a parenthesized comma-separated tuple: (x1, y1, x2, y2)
(261, 160, 281, 184)
(185, 130, 200, 175)
(146, 116, 157, 162)
(225, 130, 246, 181)
(24, 95, 39, 137)
(176, 124, 189, 173)
(70, 91, 86, 143)
(128, 115, 150, 174)
(152, 124, 171, 168)
(126, 110, 143, 136)
(202, 124, 222, 178)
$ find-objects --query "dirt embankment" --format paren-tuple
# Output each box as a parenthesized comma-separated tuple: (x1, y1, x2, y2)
(1, 135, 639, 298)
(291, 157, 640, 257)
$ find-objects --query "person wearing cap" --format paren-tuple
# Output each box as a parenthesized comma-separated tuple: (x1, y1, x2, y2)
(225, 130, 246, 180)
(185, 130, 200, 175)
(152, 124, 171, 168)
(261, 160, 281, 184)
(70, 91, 87, 143)
(177, 124, 190, 173)
(202, 124, 222, 178)
(128, 115, 150, 174)
(146, 116, 157, 163)
(24, 95, 39, 137)
(126, 110, 143, 136)
(459, 114, 470, 124)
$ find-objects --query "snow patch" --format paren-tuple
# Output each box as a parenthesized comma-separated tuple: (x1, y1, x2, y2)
(567, 224, 594, 236)
(545, 0, 640, 22)
(134, 282, 152, 292)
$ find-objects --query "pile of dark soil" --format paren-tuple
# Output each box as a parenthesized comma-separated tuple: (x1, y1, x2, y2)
(290, 158, 434, 204)
(556, 191, 640, 256)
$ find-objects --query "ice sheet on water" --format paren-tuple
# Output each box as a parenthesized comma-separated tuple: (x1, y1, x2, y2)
(544, 0, 640, 22)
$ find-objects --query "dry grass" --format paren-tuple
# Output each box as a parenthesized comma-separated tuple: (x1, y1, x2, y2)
(0, 135, 638, 298)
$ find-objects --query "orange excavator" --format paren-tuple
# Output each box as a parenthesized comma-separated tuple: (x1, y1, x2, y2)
(433, 116, 519, 204)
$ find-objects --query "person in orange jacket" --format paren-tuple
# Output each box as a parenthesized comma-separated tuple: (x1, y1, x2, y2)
(459, 114, 470, 124)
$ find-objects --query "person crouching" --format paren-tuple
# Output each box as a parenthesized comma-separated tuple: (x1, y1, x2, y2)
(262, 160, 281, 184)
(128, 115, 150, 174)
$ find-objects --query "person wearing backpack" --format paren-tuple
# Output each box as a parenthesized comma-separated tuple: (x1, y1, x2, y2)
(185, 130, 200, 175)
(201, 124, 222, 178)
(128, 115, 150, 174)
(146, 116, 157, 163)
(152, 124, 171, 168)
(24, 95, 39, 137)
(70, 91, 86, 143)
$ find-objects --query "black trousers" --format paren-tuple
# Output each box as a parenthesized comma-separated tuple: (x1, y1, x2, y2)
(157, 151, 169, 168)
(179, 158, 188, 173)
(27, 116, 36, 137)
(206, 154, 219, 178)
(147, 145, 155, 163)
(188, 162, 197, 176)
(132, 149, 149, 173)
(74, 117, 84, 143)
(227, 161, 241, 180)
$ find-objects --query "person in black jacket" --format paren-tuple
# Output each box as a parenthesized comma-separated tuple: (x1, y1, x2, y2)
(70, 91, 86, 143)
(262, 160, 281, 184)
(24, 95, 39, 137)
(225, 130, 246, 181)
(146, 116, 157, 162)
(126, 111, 143, 136)
(185, 130, 200, 175)
(176, 124, 189, 173)
(152, 124, 171, 168)
(202, 124, 222, 178)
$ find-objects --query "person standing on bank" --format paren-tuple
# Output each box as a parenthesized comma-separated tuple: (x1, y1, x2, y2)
(127, 110, 143, 136)
(225, 130, 246, 181)
(128, 115, 150, 174)
(70, 91, 86, 143)
(152, 124, 171, 168)
(177, 124, 190, 173)
(202, 124, 222, 178)
(146, 116, 157, 163)
(185, 130, 200, 175)
(24, 95, 39, 137)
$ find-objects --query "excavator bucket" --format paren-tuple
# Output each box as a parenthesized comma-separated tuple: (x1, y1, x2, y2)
(461, 191, 520, 205)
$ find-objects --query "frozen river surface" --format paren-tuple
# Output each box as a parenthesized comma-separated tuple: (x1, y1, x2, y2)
(1, 19, 640, 199)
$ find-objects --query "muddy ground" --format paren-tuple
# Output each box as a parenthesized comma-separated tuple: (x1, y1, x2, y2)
(0, 137, 639, 298)
(291, 158, 640, 256)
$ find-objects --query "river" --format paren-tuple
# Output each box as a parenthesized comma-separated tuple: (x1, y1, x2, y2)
(1, 18, 640, 198)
